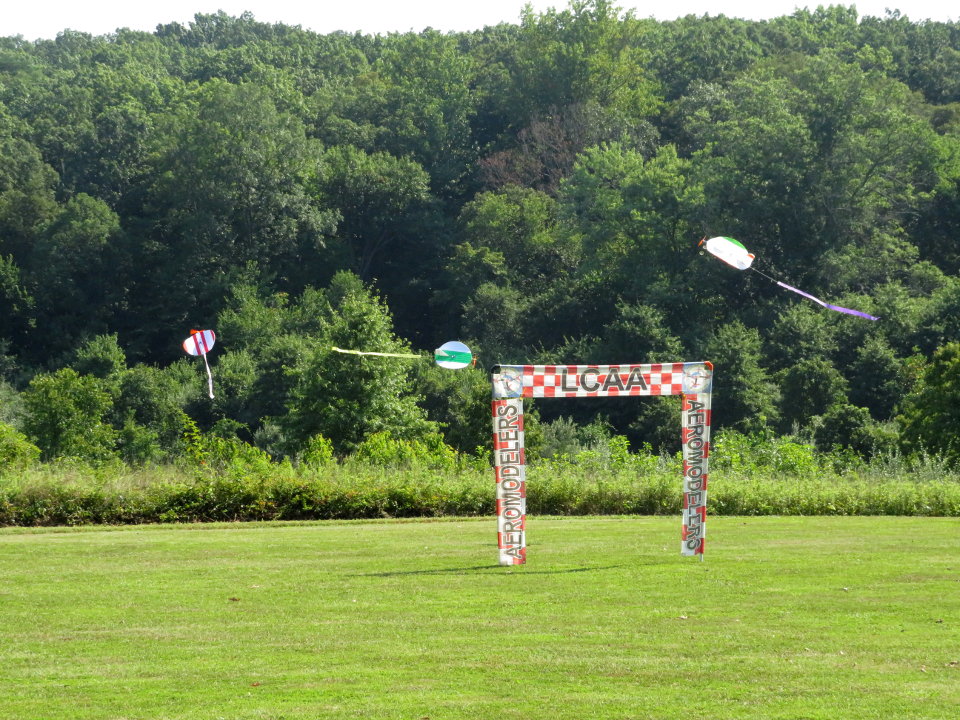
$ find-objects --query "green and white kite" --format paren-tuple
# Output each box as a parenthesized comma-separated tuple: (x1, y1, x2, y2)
(700, 236, 879, 320)
(434, 341, 474, 369)
(332, 341, 474, 369)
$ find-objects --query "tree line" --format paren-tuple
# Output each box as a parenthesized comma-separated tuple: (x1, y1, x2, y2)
(1, 1, 960, 467)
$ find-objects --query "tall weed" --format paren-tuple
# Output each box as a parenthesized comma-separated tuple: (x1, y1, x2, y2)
(1, 433, 958, 526)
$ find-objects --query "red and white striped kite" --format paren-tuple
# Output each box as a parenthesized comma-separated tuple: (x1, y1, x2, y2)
(183, 329, 217, 399)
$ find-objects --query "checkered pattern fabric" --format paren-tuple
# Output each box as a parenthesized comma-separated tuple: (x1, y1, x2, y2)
(512, 363, 687, 397)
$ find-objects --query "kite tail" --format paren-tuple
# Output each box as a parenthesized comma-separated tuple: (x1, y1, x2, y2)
(330, 346, 421, 358)
(202, 352, 215, 399)
(747, 267, 879, 321)
(775, 281, 879, 321)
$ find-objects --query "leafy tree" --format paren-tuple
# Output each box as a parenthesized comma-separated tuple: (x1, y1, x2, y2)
(0, 255, 34, 354)
(763, 6, 861, 58)
(22, 368, 117, 461)
(111, 364, 192, 459)
(129, 79, 335, 354)
(446, 185, 572, 302)
(897, 342, 960, 465)
(506, 0, 660, 127)
(765, 305, 839, 372)
(3, 46, 183, 206)
(913, 139, 960, 274)
(813, 402, 896, 456)
(207, 348, 260, 433)
(372, 30, 479, 197)
(0, 136, 59, 265)
(0, 380, 24, 426)
(313, 144, 434, 285)
(212, 281, 349, 441)
(29, 196, 122, 352)
(845, 335, 909, 420)
(814, 232, 937, 294)
(792, 53, 940, 264)
(478, 101, 657, 194)
(561, 143, 701, 288)
(628, 395, 683, 455)
(552, 143, 705, 341)
(777, 357, 850, 431)
(703, 321, 780, 433)
(683, 71, 816, 265)
(0, 421, 40, 471)
(594, 301, 683, 362)
(282, 272, 435, 454)
(413, 363, 492, 455)
(71, 333, 127, 379)
(646, 14, 763, 102)
(2, 10, 960, 464)
(686, 51, 941, 298)
(459, 282, 530, 362)
(307, 57, 387, 152)
(912, 277, 960, 355)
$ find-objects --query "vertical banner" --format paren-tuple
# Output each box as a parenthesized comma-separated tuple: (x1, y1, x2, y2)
(681, 387, 712, 556)
(491, 362, 712, 564)
(491, 393, 526, 566)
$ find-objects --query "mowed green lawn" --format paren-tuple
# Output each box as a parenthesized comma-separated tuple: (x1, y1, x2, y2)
(1, 516, 958, 720)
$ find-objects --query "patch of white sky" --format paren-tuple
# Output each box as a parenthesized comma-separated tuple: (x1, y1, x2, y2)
(3, 1, 955, 42)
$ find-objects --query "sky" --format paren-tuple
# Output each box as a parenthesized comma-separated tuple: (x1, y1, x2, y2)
(2, 1, 957, 41)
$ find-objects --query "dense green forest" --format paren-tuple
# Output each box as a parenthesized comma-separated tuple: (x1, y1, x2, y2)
(2, 1, 960, 469)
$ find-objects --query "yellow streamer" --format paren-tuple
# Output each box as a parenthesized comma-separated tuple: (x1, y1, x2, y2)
(331, 346, 421, 359)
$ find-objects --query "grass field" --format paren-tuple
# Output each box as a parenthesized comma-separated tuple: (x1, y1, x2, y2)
(1, 516, 958, 719)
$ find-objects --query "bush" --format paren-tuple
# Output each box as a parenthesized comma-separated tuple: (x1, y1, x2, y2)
(538, 415, 612, 459)
(22, 369, 117, 461)
(0, 453, 958, 527)
(71, 333, 126, 379)
(813, 403, 898, 456)
(712, 429, 821, 475)
(116, 419, 164, 465)
(0, 422, 40, 471)
(351, 431, 459, 470)
(301, 434, 335, 467)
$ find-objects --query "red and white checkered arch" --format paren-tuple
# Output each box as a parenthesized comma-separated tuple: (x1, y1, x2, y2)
(491, 362, 713, 566)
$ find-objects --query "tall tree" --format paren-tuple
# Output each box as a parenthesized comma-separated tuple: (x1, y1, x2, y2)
(127, 80, 336, 355)
(898, 341, 960, 465)
(282, 272, 435, 453)
(506, 0, 660, 127)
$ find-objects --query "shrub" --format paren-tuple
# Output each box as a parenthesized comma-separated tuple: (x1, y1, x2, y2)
(351, 431, 459, 470)
(813, 403, 898, 456)
(712, 429, 819, 475)
(116, 419, 163, 465)
(71, 333, 126, 379)
(538, 415, 615, 460)
(21, 368, 117, 461)
(301, 434, 335, 467)
(0, 451, 958, 527)
(0, 422, 40, 471)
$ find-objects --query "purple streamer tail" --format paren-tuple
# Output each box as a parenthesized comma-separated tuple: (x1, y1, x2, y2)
(776, 281, 879, 321)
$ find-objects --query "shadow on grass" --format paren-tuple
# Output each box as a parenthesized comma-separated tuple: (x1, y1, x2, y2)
(355, 564, 628, 577)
